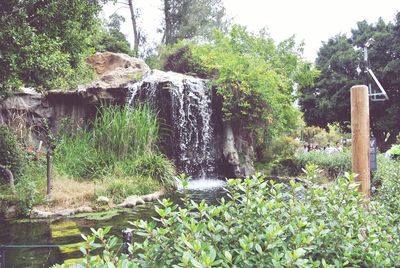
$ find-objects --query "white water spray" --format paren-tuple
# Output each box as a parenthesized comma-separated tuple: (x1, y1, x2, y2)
(128, 70, 216, 177)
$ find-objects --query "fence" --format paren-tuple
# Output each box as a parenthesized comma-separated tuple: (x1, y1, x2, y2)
(0, 229, 134, 267)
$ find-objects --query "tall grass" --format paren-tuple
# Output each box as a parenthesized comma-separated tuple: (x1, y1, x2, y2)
(54, 104, 176, 201)
(55, 131, 109, 178)
(92, 104, 159, 158)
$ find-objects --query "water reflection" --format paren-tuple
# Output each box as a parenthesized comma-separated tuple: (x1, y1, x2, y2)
(0, 178, 227, 268)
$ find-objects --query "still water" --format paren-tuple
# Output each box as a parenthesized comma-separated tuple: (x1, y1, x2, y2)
(0, 179, 226, 268)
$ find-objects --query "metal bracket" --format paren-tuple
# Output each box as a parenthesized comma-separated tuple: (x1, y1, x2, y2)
(366, 68, 388, 101)
(363, 38, 389, 102)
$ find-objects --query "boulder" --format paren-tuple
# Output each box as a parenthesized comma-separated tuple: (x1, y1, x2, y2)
(117, 196, 145, 208)
(31, 209, 54, 218)
(141, 190, 165, 202)
(96, 196, 110, 205)
(55, 209, 76, 217)
(75, 206, 93, 213)
(4, 205, 19, 219)
(86, 52, 150, 89)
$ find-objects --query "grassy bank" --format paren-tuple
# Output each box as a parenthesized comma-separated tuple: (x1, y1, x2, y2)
(0, 104, 176, 217)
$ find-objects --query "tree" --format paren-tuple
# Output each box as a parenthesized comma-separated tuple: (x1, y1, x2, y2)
(94, 14, 134, 56)
(162, 0, 228, 45)
(299, 13, 400, 150)
(0, 0, 106, 97)
(299, 34, 360, 128)
(127, 0, 140, 56)
(163, 26, 317, 159)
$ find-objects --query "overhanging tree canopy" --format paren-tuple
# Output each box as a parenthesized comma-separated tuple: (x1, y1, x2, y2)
(0, 0, 106, 97)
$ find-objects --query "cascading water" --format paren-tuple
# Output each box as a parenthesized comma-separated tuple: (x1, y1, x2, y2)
(128, 70, 216, 178)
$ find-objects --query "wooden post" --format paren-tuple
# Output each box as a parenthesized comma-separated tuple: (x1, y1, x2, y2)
(46, 148, 52, 196)
(122, 228, 133, 256)
(351, 85, 370, 198)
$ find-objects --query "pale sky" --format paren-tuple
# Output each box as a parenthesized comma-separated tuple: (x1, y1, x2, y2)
(103, 0, 400, 62)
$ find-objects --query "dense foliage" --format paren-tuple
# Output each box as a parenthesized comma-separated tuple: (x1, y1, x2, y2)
(292, 150, 351, 179)
(299, 13, 400, 150)
(387, 144, 400, 159)
(0, 0, 107, 97)
(61, 168, 400, 267)
(162, 0, 228, 45)
(94, 14, 134, 56)
(158, 27, 317, 157)
(55, 105, 176, 200)
(0, 124, 23, 181)
(374, 157, 400, 213)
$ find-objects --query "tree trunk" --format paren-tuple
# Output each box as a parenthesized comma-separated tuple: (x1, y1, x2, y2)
(0, 164, 15, 193)
(128, 0, 139, 56)
(163, 0, 171, 44)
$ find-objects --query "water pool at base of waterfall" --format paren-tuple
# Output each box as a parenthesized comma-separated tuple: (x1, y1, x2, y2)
(0, 178, 227, 268)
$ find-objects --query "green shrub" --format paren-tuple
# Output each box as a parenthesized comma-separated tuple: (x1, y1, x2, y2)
(63, 170, 400, 267)
(0, 124, 23, 182)
(54, 131, 109, 179)
(129, 154, 176, 191)
(54, 104, 176, 191)
(14, 157, 46, 216)
(292, 150, 351, 179)
(387, 144, 400, 159)
(374, 157, 400, 215)
(92, 104, 159, 158)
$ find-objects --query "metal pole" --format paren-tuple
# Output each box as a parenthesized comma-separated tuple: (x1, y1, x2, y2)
(351, 85, 371, 199)
(122, 229, 133, 256)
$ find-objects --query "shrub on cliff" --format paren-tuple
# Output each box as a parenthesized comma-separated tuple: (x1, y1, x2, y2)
(155, 27, 318, 162)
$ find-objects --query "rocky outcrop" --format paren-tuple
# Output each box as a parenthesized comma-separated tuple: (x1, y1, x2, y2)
(222, 123, 255, 177)
(0, 52, 151, 147)
(0, 52, 256, 178)
(235, 134, 256, 176)
(86, 52, 150, 89)
(223, 123, 241, 177)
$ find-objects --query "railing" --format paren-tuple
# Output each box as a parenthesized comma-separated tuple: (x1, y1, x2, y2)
(0, 229, 134, 267)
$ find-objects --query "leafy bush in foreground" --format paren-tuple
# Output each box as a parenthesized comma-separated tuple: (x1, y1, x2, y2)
(387, 145, 400, 159)
(61, 170, 400, 267)
(374, 157, 400, 215)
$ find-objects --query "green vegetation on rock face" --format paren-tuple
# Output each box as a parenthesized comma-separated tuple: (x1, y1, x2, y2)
(57, 169, 400, 267)
(190, 26, 317, 134)
(157, 26, 318, 161)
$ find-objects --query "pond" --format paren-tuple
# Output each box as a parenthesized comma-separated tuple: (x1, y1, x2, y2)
(0, 179, 226, 268)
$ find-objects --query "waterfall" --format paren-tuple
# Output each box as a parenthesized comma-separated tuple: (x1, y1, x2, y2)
(128, 70, 216, 178)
